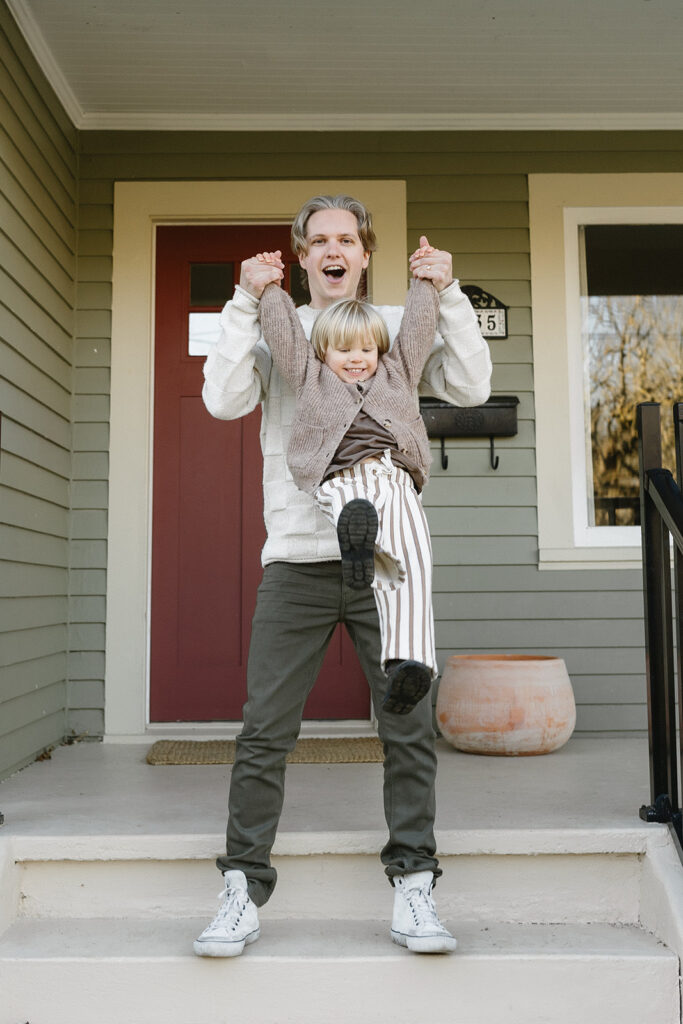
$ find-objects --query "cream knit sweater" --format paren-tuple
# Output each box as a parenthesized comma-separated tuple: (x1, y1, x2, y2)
(203, 280, 492, 566)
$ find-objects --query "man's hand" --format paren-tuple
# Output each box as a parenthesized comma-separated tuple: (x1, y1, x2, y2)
(239, 250, 285, 299)
(409, 235, 453, 292)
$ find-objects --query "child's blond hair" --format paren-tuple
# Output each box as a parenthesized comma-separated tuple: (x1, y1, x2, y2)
(311, 299, 390, 362)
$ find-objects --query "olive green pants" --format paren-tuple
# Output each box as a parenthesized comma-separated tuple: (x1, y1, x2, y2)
(217, 560, 440, 906)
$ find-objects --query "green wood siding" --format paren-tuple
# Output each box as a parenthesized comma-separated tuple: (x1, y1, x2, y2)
(75, 129, 683, 737)
(0, 3, 76, 776)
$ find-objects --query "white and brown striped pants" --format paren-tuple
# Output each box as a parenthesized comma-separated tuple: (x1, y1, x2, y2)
(315, 451, 437, 679)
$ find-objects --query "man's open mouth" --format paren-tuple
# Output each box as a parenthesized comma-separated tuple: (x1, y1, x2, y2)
(323, 265, 346, 280)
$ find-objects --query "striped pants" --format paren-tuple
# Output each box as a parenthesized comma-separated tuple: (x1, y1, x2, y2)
(315, 451, 437, 678)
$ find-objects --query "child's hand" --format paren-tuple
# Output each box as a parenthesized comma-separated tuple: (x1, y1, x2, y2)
(240, 250, 285, 299)
(409, 236, 453, 292)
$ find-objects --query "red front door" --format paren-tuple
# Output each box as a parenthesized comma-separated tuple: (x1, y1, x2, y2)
(150, 225, 371, 722)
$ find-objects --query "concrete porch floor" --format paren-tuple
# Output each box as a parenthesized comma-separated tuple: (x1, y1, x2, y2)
(0, 735, 653, 842)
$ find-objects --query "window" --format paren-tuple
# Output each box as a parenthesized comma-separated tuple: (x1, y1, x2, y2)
(581, 224, 683, 527)
(529, 175, 683, 569)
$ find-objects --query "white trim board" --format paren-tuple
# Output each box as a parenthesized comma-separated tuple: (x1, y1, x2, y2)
(529, 173, 683, 570)
(80, 113, 683, 132)
(106, 180, 407, 737)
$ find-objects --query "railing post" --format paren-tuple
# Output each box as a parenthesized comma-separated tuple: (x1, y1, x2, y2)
(637, 403, 677, 810)
(674, 404, 683, 804)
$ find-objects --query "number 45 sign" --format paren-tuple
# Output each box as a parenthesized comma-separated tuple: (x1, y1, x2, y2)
(462, 286, 508, 340)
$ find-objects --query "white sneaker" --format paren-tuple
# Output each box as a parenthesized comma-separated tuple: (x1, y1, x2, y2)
(193, 869, 260, 957)
(391, 870, 457, 953)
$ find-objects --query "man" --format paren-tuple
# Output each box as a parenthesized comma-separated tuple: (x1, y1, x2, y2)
(195, 194, 492, 958)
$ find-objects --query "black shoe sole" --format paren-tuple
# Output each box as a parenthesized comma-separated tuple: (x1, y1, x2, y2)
(337, 499, 378, 590)
(383, 660, 432, 715)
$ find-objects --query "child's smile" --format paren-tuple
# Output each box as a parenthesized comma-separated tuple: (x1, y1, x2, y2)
(324, 339, 378, 384)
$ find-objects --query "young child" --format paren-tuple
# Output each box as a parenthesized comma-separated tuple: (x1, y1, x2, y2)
(258, 265, 440, 715)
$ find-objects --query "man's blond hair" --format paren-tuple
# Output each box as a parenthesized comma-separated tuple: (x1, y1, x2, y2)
(311, 299, 389, 362)
(291, 194, 377, 257)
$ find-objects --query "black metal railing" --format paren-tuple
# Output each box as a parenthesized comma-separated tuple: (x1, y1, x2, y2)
(637, 402, 683, 846)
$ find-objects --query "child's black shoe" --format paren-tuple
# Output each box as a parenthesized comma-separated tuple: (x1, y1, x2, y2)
(337, 499, 378, 589)
(383, 660, 432, 715)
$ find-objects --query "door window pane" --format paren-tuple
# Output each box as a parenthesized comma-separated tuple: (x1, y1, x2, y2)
(189, 312, 222, 357)
(188, 263, 234, 356)
(190, 263, 234, 307)
(581, 224, 683, 526)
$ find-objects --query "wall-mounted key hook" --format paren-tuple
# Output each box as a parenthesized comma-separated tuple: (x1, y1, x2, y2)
(489, 436, 499, 471)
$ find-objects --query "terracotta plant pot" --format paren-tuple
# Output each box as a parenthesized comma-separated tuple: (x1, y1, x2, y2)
(436, 654, 576, 756)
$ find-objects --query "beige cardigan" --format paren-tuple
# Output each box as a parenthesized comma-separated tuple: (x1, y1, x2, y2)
(203, 280, 492, 566)
(258, 279, 439, 494)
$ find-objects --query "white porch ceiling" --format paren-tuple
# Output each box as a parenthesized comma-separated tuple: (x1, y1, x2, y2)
(7, 0, 683, 130)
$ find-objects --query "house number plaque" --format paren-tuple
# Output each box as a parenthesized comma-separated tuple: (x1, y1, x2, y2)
(462, 286, 508, 339)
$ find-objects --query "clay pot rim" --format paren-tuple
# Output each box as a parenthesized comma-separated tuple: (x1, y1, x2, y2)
(446, 654, 562, 664)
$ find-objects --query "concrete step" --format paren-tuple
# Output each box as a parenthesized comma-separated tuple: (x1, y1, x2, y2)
(9, 829, 648, 924)
(1, 917, 677, 1024)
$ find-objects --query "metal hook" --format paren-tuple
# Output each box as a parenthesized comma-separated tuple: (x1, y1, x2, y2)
(440, 436, 448, 471)
(489, 436, 499, 471)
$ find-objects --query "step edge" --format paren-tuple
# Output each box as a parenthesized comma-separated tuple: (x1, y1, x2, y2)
(6, 827, 656, 862)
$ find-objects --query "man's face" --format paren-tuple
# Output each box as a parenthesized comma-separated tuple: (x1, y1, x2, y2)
(298, 209, 370, 309)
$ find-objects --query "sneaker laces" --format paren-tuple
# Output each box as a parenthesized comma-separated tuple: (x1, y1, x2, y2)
(403, 883, 444, 931)
(210, 884, 249, 933)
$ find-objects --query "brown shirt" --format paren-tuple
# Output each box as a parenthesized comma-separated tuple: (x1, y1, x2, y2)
(323, 384, 421, 488)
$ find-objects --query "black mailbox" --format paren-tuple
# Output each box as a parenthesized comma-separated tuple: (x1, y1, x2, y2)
(420, 395, 519, 470)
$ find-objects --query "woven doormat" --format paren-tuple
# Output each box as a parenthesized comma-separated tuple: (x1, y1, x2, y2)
(146, 737, 384, 766)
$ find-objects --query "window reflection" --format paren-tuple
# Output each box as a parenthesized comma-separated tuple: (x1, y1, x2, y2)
(581, 225, 683, 526)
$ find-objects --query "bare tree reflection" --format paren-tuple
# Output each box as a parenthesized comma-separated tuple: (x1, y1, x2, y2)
(585, 295, 683, 526)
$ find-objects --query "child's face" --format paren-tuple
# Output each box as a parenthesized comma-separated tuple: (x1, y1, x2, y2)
(324, 337, 378, 384)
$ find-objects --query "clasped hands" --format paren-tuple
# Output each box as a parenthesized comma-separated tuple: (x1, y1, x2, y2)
(239, 235, 453, 299)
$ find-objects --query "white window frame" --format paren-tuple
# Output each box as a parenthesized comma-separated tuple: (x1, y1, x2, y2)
(529, 174, 683, 570)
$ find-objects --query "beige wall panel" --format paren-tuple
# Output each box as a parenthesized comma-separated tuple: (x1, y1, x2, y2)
(0, 524, 67, 567)
(68, 128, 683, 738)
(434, 590, 643, 621)
(0, 208, 74, 299)
(0, 315, 71, 389)
(0, 2, 76, 147)
(72, 452, 108, 480)
(0, 37, 76, 165)
(434, 564, 643, 592)
(1, 452, 69, 506)
(69, 569, 106, 597)
(68, 709, 104, 736)
(0, 272, 72, 359)
(2, 488, 69, 536)
(426, 476, 537, 506)
(432, 536, 538, 566)
(0, 166, 75, 265)
(0, 714, 67, 778)
(575, 705, 647, 733)
(0, 595, 67, 631)
(70, 595, 106, 622)
(3, 652, 67, 703)
(1, 345, 70, 418)
(0, 563, 67, 598)
(409, 175, 529, 201)
(408, 202, 530, 229)
(0, 8, 76, 777)
(0, 90, 75, 209)
(2, 419, 71, 476)
(2, 624, 68, 666)
(68, 679, 104, 707)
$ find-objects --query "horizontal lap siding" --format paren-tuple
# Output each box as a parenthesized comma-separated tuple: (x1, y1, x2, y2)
(77, 129, 683, 737)
(0, 4, 76, 777)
